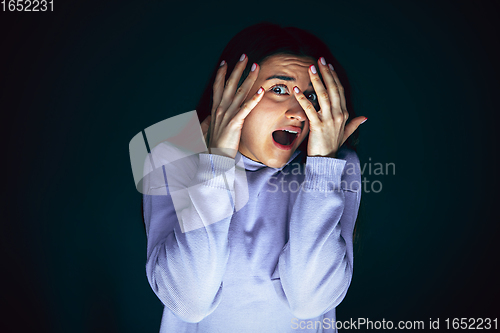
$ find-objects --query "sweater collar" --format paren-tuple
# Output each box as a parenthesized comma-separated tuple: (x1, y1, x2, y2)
(237, 150, 302, 172)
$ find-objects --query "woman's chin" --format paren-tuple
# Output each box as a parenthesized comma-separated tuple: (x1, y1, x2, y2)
(238, 144, 297, 169)
(261, 151, 295, 169)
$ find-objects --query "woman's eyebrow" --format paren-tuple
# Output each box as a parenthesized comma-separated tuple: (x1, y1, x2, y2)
(265, 75, 312, 87)
(266, 75, 295, 81)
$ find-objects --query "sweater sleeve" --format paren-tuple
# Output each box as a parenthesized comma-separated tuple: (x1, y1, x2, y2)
(143, 144, 237, 323)
(271, 148, 361, 319)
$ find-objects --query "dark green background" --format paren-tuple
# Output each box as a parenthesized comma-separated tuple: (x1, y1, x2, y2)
(2, 1, 498, 332)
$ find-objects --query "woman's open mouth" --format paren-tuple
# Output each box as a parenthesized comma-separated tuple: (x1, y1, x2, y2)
(272, 126, 301, 150)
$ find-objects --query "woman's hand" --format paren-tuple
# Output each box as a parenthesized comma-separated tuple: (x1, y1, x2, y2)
(200, 54, 265, 159)
(292, 58, 367, 158)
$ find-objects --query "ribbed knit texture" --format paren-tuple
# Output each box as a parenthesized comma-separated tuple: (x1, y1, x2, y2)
(195, 153, 236, 190)
(304, 156, 347, 191)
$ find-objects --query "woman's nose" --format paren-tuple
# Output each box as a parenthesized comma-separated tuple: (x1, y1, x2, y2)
(285, 99, 307, 121)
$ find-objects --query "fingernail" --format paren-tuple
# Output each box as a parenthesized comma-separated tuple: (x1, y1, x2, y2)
(251, 63, 257, 72)
(257, 87, 264, 94)
(361, 117, 368, 124)
(219, 60, 225, 67)
(239, 54, 246, 61)
(310, 65, 317, 74)
(293, 86, 300, 93)
(320, 57, 326, 65)
(328, 64, 334, 71)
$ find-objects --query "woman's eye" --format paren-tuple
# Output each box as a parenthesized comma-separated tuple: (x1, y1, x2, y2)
(270, 84, 289, 95)
(306, 92, 320, 111)
(306, 92, 317, 102)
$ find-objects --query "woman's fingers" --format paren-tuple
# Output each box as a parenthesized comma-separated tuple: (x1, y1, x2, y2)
(328, 64, 347, 117)
(218, 53, 248, 112)
(317, 59, 342, 119)
(206, 55, 266, 158)
(212, 61, 227, 114)
(200, 115, 211, 142)
(342, 116, 367, 145)
(226, 62, 260, 116)
(210, 61, 227, 145)
(211, 55, 248, 141)
(292, 86, 320, 126)
(307, 64, 332, 119)
(233, 87, 265, 122)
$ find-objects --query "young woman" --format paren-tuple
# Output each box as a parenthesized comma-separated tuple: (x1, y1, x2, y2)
(142, 22, 366, 333)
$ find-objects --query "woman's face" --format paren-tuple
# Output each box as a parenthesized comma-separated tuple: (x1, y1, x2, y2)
(239, 54, 317, 168)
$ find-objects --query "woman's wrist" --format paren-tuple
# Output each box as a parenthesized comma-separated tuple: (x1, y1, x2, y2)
(303, 156, 346, 191)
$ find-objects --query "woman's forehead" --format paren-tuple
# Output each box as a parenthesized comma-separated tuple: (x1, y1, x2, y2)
(260, 54, 315, 75)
